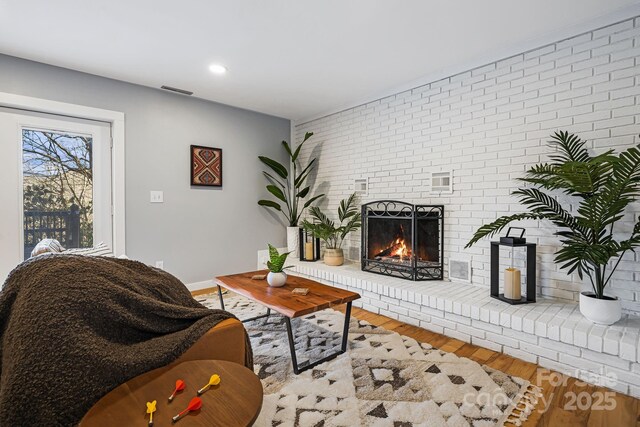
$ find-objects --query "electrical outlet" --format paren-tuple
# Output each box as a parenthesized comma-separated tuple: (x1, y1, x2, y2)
(150, 191, 164, 203)
(155, 261, 164, 270)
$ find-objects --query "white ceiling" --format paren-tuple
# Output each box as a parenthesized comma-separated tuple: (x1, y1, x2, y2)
(1, 1, 639, 121)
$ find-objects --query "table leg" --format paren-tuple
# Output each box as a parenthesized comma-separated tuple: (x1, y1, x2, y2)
(285, 301, 353, 375)
(216, 285, 225, 311)
(285, 317, 300, 375)
(341, 302, 352, 352)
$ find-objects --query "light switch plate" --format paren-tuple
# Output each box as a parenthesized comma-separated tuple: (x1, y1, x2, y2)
(150, 191, 164, 203)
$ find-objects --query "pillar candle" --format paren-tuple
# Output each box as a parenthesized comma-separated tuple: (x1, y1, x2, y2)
(504, 268, 521, 300)
(305, 242, 314, 260)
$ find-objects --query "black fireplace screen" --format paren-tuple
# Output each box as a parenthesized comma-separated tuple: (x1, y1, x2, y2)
(361, 201, 444, 280)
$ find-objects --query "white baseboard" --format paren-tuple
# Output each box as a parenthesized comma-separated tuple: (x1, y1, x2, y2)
(186, 279, 216, 292)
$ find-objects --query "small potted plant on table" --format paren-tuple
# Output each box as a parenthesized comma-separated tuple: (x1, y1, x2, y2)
(266, 244, 292, 287)
(302, 193, 361, 266)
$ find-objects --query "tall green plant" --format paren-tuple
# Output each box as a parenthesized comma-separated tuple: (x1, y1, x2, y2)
(302, 193, 362, 249)
(258, 132, 324, 226)
(466, 131, 640, 299)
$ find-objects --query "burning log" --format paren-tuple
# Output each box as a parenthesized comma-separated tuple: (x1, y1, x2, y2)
(376, 242, 404, 258)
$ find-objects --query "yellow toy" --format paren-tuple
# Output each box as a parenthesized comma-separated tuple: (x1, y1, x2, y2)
(197, 374, 221, 395)
(146, 400, 156, 426)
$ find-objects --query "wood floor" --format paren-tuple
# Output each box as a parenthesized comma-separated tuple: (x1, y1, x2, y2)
(193, 288, 638, 426)
(334, 304, 639, 427)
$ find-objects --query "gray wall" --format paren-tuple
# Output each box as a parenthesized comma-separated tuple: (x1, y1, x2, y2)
(0, 54, 290, 284)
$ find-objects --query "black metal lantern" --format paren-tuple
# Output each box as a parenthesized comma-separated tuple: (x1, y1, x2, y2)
(299, 228, 320, 261)
(491, 228, 536, 304)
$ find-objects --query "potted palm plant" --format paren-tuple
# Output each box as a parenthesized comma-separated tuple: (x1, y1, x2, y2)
(466, 131, 640, 325)
(258, 132, 324, 256)
(302, 193, 361, 266)
(265, 244, 292, 287)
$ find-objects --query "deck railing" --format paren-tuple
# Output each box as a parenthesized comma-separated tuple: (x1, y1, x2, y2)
(23, 204, 80, 259)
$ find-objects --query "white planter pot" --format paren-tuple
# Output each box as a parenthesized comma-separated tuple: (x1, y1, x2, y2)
(579, 292, 621, 325)
(267, 271, 287, 287)
(286, 226, 300, 258)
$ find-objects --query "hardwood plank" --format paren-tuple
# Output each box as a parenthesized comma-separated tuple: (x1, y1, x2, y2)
(440, 338, 466, 353)
(523, 369, 560, 427)
(453, 343, 485, 359)
(191, 287, 217, 296)
(469, 347, 496, 365)
(587, 390, 637, 427)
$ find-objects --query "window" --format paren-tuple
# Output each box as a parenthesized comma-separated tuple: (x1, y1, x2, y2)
(22, 129, 95, 257)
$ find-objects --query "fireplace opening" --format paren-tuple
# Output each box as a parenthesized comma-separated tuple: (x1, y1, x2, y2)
(361, 201, 443, 280)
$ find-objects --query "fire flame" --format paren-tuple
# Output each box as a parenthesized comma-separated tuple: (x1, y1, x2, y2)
(390, 238, 409, 259)
(375, 236, 411, 260)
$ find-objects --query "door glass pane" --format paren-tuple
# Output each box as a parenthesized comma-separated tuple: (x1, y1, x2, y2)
(22, 129, 93, 258)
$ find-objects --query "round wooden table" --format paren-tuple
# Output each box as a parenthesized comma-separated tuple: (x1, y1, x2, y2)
(80, 360, 263, 427)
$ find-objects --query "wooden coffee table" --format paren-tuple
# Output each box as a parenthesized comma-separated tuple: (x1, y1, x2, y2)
(215, 270, 360, 374)
(80, 360, 262, 427)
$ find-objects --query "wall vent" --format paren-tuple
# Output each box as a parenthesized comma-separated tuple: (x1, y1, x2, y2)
(449, 258, 471, 283)
(354, 178, 369, 195)
(430, 171, 453, 194)
(160, 85, 193, 96)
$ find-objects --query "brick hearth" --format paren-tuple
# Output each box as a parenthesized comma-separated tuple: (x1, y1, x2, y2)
(288, 259, 640, 398)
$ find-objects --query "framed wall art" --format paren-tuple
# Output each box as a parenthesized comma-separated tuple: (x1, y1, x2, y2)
(190, 145, 222, 187)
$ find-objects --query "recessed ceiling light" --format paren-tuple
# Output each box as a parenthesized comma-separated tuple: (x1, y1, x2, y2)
(209, 64, 227, 75)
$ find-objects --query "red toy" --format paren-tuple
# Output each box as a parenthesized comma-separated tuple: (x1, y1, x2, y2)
(168, 379, 185, 402)
(172, 397, 202, 423)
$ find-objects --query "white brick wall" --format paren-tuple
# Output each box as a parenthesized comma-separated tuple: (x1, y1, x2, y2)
(294, 16, 640, 314)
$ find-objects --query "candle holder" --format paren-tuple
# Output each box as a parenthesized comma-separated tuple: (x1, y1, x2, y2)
(299, 228, 320, 261)
(490, 239, 536, 304)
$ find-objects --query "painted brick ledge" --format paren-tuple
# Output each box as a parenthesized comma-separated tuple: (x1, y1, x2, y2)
(289, 260, 640, 398)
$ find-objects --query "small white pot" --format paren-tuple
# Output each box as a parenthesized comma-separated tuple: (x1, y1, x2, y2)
(579, 292, 622, 325)
(286, 226, 300, 258)
(267, 271, 287, 287)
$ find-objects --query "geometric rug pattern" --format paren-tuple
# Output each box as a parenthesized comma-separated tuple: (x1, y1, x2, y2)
(198, 293, 529, 426)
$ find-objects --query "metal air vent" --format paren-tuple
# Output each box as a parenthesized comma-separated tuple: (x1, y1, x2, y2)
(160, 85, 193, 96)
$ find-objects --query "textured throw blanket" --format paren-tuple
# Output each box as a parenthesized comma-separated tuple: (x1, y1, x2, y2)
(0, 255, 252, 426)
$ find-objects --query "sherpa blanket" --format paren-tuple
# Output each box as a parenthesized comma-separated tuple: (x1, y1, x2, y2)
(0, 255, 252, 426)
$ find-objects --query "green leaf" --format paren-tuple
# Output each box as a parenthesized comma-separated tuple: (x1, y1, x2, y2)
(302, 193, 361, 249)
(303, 194, 324, 209)
(296, 186, 310, 198)
(338, 193, 358, 222)
(258, 200, 281, 210)
(267, 244, 290, 272)
(465, 213, 543, 248)
(281, 140, 292, 158)
(263, 171, 285, 188)
(548, 131, 591, 164)
(267, 185, 287, 202)
(292, 131, 314, 162)
(294, 158, 316, 188)
(259, 156, 288, 179)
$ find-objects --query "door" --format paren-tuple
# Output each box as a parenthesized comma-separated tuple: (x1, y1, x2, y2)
(0, 108, 112, 280)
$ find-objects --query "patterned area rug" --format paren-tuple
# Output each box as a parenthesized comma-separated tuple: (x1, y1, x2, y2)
(197, 293, 540, 427)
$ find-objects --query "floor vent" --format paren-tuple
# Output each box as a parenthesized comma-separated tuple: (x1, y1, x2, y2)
(160, 85, 193, 96)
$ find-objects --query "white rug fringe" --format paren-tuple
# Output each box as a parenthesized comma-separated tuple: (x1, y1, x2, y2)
(501, 384, 544, 426)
